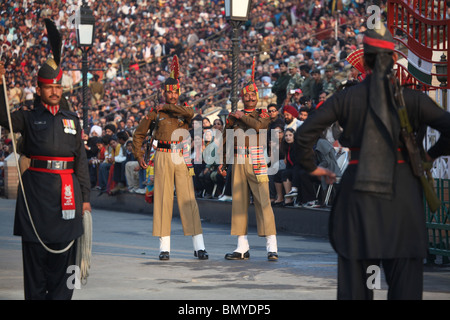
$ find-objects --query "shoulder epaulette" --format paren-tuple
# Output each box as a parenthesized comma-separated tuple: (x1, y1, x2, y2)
(258, 108, 269, 118)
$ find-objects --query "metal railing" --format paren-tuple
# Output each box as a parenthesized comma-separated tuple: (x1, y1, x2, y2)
(426, 179, 450, 263)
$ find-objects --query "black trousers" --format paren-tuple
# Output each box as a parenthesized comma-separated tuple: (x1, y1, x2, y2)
(337, 255, 423, 300)
(22, 240, 77, 300)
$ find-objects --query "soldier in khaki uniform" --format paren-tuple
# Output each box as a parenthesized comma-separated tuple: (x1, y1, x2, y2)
(132, 56, 207, 261)
(219, 65, 278, 261)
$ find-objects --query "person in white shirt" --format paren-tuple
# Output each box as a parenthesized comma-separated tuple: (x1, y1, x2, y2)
(23, 80, 36, 108)
(109, 133, 128, 194)
(105, 63, 117, 81)
(61, 70, 73, 94)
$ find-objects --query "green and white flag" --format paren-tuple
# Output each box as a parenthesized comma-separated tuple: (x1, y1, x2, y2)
(407, 50, 432, 85)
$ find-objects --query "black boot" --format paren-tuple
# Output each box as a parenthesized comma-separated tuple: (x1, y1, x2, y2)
(159, 251, 170, 260)
(194, 250, 209, 260)
(224, 251, 250, 260)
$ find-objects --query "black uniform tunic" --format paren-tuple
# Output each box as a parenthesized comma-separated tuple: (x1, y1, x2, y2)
(0, 90, 90, 244)
(296, 77, 450, 260)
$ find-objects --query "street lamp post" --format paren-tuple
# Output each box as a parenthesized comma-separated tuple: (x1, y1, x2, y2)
(230, 20, 242, 113)
(75, 0, 95, 133)
(436, 54, 448, 111)
(225, 0, 252, 112)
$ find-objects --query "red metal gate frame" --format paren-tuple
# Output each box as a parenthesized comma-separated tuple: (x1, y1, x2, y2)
(388, 0, 450, 261)
(387, 0, 449, 90)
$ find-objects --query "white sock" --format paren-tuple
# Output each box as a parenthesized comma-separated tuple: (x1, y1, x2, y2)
(159, 236, 170, 252)
(235, 235, 250, 253)
(266, 235, 278, 253)
(192, 234, 205, 251)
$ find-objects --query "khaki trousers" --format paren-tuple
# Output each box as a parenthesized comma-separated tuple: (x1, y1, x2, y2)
(231, 157, 277, 237)
(152, 151, 203, 237)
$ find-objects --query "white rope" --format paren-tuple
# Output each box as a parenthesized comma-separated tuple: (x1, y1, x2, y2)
(76, 210, 92, 285)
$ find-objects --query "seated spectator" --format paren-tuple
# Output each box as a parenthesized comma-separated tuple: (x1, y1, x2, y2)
(124, 140, 147, 194)
(212, 118, 224, 134)
(268, 125, 285, 206)
(109, 131, 129, 194)
(267, 103, 285, 138)
(282, 128, 319, 207)
(199, 130, 223, 198)
(298, 106, 310, 126)
(192, 134, 206, 198)
(281, 128, 300, 206)
(202, 117, 212, 130)
(314, 132, 342, 204)
(86, 136, 101, 189)
(85, 125, 102, 188)
(98, 135, 113, 194)
(0, 143, 10, 161)
(283, 105, 301, 131)
(218, 164, 233, 202)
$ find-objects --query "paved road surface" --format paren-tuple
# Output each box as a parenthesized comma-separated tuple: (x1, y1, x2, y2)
(1, 198, 449, 303)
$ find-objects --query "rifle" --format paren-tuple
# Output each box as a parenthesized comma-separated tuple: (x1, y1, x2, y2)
(143, 90, 161, 164)
(392, 76, 441, 213)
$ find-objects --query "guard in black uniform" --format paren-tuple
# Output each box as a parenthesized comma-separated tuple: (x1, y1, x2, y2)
(296, 25, 450, 299)
(0, 19, 91, 300)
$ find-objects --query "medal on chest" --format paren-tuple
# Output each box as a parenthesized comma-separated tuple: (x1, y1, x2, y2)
(62, 119, 77, 135)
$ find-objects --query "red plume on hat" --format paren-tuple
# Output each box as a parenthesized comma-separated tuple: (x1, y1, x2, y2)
(165, 55, 180, 93)
(251, 55, 256, 83)
(170, 55, 179, 81)
(241, 56, 259, 100)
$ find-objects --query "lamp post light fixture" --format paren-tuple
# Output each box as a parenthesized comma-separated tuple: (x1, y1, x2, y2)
(218, 108, 230, 125)
(224, 0, 252, 112)
(435, 54, 448, 111)
(75, 0, 95, 133)
(225, 0, 252, 21)
(436, 54, 448, 87)
(75, 1, 95, 47)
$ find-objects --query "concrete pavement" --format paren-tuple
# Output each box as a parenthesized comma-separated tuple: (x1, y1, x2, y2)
(0, 197, 449, 301)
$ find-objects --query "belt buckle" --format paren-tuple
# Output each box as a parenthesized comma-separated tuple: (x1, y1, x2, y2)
(47, 160, 65, 170)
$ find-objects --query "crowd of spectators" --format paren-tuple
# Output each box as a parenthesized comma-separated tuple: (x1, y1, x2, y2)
(0, 0, 382, 205)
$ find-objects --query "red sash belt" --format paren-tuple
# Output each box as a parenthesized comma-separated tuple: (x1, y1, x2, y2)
(29, 156, 76, 220)
(156, 140, 182, 153)
(348, 148, 405, 165)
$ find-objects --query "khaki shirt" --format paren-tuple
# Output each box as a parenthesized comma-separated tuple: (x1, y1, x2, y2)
(223, 108, 271, 163)
(132, 104, 194, 161)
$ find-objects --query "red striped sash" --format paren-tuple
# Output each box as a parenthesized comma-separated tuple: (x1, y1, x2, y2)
(29, 156, 76, 220)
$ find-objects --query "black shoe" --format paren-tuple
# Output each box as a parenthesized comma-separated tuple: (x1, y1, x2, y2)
(225, 251, 250, 260)
(194, 250, 209, 260)
(284, 201, 294, 207)
(159, 251, 170, 260)
(267, 252, 278, 261)
(272, 201, 284, 207)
